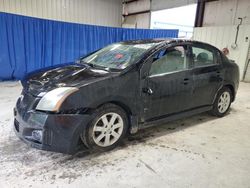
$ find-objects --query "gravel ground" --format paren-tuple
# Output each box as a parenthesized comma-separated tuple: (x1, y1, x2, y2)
(0, 81, 250, 188)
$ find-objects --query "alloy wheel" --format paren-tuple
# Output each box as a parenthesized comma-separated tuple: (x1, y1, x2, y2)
(92, 112, 124, 147)
(218, 91, 231, 113)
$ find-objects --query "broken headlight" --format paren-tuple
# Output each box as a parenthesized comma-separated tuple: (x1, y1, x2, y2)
(36, 87, 78, 112)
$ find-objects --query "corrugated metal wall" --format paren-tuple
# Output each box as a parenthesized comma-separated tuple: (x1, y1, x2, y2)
(151, 0, 196, 11)
(243, 47, 250, 82)
(122, 0, 151, 29)
(0, 0, 122, 27)
(193, 25, 250, 80)
(203, 0, 250, 26)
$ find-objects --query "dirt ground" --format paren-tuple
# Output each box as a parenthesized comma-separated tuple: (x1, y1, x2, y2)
(0, 81, 250, 188)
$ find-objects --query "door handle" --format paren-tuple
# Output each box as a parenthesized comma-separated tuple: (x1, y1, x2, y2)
(216, 71, 221, 76)
(142, 87, 153, 95)
(183, 78, 189, 85)
(215, 71, 223, 81)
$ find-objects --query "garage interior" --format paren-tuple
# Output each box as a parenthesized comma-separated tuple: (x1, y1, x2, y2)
(0, 0, 250, 187)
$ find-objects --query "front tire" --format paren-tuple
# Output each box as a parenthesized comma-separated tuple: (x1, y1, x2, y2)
(211, 87, 232, 117)
(81, 104, 128, 151)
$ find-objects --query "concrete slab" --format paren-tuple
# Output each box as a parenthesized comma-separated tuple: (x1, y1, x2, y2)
(0, 82, 250, 188)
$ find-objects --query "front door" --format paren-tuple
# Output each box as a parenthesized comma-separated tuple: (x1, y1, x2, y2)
(141, 45, 193, 122)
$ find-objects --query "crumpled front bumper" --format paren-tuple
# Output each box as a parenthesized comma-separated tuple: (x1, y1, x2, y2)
(14, 101, 92, 154)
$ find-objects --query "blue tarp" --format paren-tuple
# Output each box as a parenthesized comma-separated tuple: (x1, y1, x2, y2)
(0, 12, 178, 80)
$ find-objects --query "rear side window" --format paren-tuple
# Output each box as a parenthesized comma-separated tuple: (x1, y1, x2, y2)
(192, 46, 215, 67)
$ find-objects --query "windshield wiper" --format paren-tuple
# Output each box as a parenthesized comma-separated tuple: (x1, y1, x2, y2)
(78, 60, 95, 68)
(78, 60, 121, 72)
(81, 61, 111, 72)
(88, 63, 108, 70)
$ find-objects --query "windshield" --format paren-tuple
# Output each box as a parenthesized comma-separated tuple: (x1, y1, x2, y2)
(80, 43, 156, 70)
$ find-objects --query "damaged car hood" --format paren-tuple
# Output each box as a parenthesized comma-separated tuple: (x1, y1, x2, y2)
(23, 64, 116, 95)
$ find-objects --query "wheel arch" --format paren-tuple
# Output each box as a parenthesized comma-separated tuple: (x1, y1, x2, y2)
(224, 84, 235, 102)
(95, 100, 138, 134)
(106, 101, 133, 116)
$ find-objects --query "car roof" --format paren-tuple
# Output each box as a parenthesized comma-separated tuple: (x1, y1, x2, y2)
(119, 38, 220, 52)
(120, 39, 168, 45)
(120, 38, 212, 46)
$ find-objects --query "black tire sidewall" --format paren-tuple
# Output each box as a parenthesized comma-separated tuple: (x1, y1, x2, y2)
(212, 87, 232, 117)
(82, 104, 128, 151)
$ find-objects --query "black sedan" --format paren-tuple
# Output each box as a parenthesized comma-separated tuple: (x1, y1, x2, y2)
(14, 39, 239, 154)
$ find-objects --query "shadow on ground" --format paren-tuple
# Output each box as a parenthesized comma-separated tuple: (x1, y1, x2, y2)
(72, 111, 219, 158)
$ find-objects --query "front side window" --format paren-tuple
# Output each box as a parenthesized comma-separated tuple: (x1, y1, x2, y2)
(81, 43, 156, 70)
(149, 46, 187, 76)
(192, 46, 215, 67)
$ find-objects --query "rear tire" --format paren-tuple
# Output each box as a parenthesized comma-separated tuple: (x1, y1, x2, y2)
(81, 104, 128, 151)
(210, 87, 232, 117)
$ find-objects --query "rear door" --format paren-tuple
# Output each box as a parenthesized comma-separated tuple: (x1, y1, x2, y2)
(190, 44, 224, 108)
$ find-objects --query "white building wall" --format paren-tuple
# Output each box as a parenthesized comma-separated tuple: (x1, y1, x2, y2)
(203, 0, 250, 26)
(193, 25, 250, 80)
(196, 0, 250, 81)
(122, 0, 197, 29)
(151, 0, 196, 11)
(124, 0, 150, 14)
(122, 0, 150, 29)
(122, 13, 150, 29)
(243, 47, 250, 82)
(0, 0, 122, 27)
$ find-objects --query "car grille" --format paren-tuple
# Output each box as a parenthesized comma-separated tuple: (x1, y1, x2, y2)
(17, 91, 40, 119)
